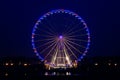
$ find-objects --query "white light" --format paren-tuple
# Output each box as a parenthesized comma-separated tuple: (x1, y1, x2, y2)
(114, 63, 117, 66)
(5, 73, 8, 76)
(68, 72, 71, 75)
(94, 63, 98, 66)
(108, 63, 111, 66)
(45, 72, 48, 76)
(52, 72, 56, 75)
(24, 63, 28, 66)
(5, 63, 9, 66)
(66, 72, 69, 75)
(10, 63, 14, 66)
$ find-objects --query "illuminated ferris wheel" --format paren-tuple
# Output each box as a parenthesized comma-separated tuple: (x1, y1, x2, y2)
(32, 9, 90, 68)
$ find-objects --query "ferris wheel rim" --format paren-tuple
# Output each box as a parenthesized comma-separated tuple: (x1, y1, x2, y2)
(31, 9, 90, 61)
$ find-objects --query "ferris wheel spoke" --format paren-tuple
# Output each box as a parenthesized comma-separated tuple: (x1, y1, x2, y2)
(66, 39, 86, 49)
(67, 37, 88, 42)
(37, 27, 55, 36)
(40, 41, 57, 54)
(32, 9, 90, 62)
(63, 18, 76, 34)
(36, 40, 56, 49)
(40, 23, 55, 35)
(65, 40, 82, 54)
(63, 47, 69, 57)
(66, 27, 86, 36)
(45, 26, 56, 35)
(43, 19, 57, 34)
(64, 21, 82, 35)
(64, 42, 78, 59)
(44, 41, 58, 59)
(67, 34, 88, 38)
(34, 38, 55, 42)
(51, 46, 59, 64)
(34, 34, 55, 38)
(69, 54, 73, 57)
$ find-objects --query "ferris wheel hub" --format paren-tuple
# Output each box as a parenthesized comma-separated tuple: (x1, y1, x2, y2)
(59, 35, 63, 39)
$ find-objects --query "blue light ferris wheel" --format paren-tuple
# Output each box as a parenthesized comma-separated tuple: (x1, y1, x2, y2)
(32, 9, 90, 68)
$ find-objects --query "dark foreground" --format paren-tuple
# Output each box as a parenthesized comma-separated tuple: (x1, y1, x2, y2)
(0, 56, 120, 80)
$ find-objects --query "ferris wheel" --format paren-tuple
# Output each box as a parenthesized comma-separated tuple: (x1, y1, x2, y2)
(32, 9, 90, 68)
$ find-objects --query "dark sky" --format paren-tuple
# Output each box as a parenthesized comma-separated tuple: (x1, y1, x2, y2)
(0, 0, 120, 58)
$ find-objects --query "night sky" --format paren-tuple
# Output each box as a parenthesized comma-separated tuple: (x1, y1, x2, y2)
(1, 0, 120, 58)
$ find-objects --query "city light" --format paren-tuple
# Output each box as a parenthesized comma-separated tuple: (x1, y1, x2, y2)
(24, 63, 28, 66)
(0, 57, 120, 78)
(94, 63, 98, 66)
(5, 73, 8, 77)
(45, 72, 49, 76)
(108, 63, 111, 66)
(10, 63, 14, 66)
(5, 63, 9, 66)
(114, 63, 117, 66)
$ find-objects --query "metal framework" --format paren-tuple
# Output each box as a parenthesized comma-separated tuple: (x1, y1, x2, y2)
(32, 9, 90, 69)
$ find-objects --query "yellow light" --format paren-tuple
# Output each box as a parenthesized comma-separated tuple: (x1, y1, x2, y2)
(24, 63, 28, 66)
(10, 63, 14, 66)
(5, 63, 9, 66)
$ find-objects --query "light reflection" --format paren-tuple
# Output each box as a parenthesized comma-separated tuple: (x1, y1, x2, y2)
(44, 72, 71, 76)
